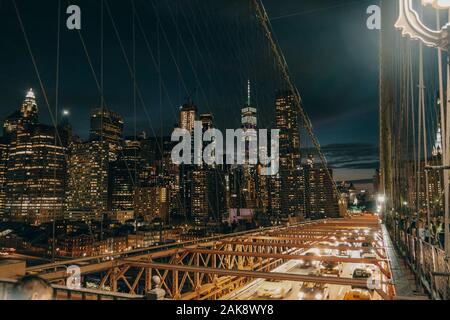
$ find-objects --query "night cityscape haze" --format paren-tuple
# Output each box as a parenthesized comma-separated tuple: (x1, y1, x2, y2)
(0, 0, 448, 304)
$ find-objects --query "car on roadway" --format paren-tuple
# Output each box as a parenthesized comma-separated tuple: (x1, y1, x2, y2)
(317, 242, 333, 256)
(298, 282, 329, 300)
(297, 252, 319, 269)
(361, 241, 372, 248)
(352, 268, 372, 279)
(351, 268, 372, 289)
(320, 261, 341, 277)
(256, 280, 293, 299)
(337, 242, 351, 257)
(343, 290, 372, 300)
(361, 252, 377, 260)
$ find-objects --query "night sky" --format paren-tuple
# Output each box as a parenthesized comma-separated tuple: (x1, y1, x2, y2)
(0, 0, 380, 184)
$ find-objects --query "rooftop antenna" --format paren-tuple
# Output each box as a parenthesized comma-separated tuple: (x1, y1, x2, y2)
(247, 79, 251, 106)
(185, 88, 197, 105)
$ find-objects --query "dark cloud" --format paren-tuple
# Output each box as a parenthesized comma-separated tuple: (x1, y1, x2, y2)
(303, 143, 379, 169)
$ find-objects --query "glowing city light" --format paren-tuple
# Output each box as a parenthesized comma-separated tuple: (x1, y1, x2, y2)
(26, 88, 35, 99)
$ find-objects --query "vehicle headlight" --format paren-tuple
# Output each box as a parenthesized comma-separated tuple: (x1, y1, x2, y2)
(315, 293, 323, 300)
(298, 292, 305, 300)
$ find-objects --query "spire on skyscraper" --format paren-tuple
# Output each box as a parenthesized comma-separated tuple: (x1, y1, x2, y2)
(247, 79, 251, 106)
(26, 88, 35, 99)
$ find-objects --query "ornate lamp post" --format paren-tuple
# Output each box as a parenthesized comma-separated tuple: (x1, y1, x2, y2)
(396, 0, 450, 48)
(395, 0, 450, 257)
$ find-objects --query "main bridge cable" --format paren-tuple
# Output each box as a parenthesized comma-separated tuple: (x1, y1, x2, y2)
(269, 0, 373, 21)
(251, 0, 345, 215)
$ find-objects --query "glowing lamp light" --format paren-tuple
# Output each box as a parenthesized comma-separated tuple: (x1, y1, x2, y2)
(26, 88, 35, 99)
(395, 0, 450, 50)
(422, 0, 450, 9)
(62, 109, 70, 116)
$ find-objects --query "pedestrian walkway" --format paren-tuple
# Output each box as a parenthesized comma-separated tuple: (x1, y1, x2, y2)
(382, 225, 429, 299)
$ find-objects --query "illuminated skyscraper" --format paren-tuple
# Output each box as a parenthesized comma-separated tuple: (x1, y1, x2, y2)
(304, 155, 339, 219)
(20, 89, 38, 122)
(3, 89, 38, 137)
(178, 100, 197, 222)
(90, 107, 124, 161)
(0, 137, 8, 220)
(275, 90, 304, 220)
(5, 90, 67, 225)
(433, 97, 443, 157)
(6, 125, 67, 224)
(179, 101, 197, 133)
(66, 139, 110, 218)
(236, 81, 259, 214)
(241, 80, 257, 131)
(111, 139, 142, 211)
(135, 186, 169, 223)
(191, 169, 209, 224)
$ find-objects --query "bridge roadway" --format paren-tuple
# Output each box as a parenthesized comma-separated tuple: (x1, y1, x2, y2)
(17, 215, 395, 300)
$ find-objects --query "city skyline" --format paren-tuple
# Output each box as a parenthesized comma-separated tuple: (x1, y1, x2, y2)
(0, 0, 380, 183)
(2, 0, 449, 304)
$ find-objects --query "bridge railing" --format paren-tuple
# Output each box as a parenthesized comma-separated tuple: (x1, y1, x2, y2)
(390, 225, 450, 300)
(0, 278, 143, 300)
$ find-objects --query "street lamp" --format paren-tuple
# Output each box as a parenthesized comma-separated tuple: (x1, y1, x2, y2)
(395, 0, 450, 49)
(395, 0, 450, 257)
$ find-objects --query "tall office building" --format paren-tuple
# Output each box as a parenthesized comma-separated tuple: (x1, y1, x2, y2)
(191, 169, 209, 224)
(0, 137, 9, 220)
(236, 81, 259, 214)
(188, 113, 215, 225)
(66, 139, 110, 218)
(304, 156, 340, 219)
(90, 107, 124, 161)
(111, 139, 142, 211)
(179, 101, 197, 133)
(433, 97, 443, 157)
(275, 90, 304, 220)
(5, 90, 67, 225)
(256, 166, 270, 215)
(3, 89, 38, 137)
(20, 89, 38, 122)
(407, 159, 443, 213)
(134, 186, 169, 223)
(178, 100, 197, 222)
(269, 174, 282, 218)
(241, 80, 257, 131)
(6, 125, 67, 224)
(200, 113, 214, 130)
(207, 167, 227, 224)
